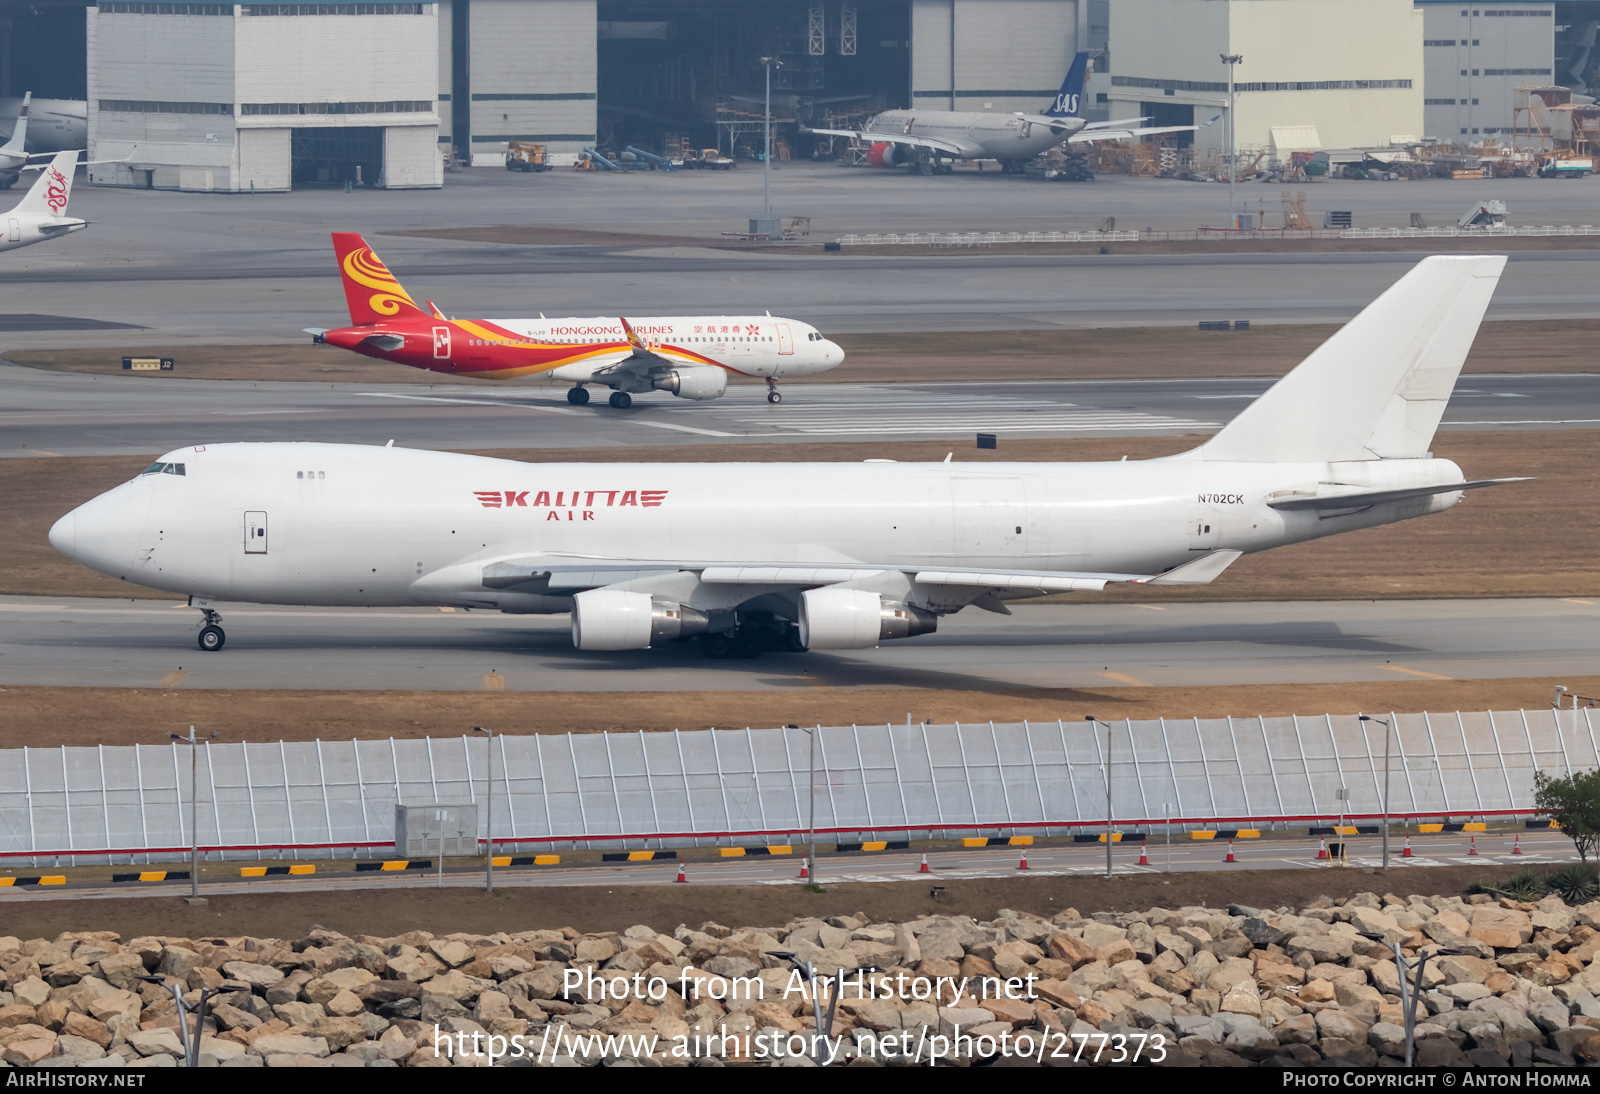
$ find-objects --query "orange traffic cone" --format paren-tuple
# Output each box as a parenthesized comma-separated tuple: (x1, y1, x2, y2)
(1224, 837, 1236, 864)
(919, 849, 929, 874)
(798, 856, 809, 879)
(1513, 834, 1523, 856)
(1317, 837, 1329, 860)
(1402, 834, 1413, 858)
(1017, 849, 1029, 870)
(1138, 839, 1149, 866)
(675, 858, 687, 883)
(1469, 834, 1478, 856)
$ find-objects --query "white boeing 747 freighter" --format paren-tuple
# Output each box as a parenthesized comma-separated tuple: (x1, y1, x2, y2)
(50, 256, 1518, 657)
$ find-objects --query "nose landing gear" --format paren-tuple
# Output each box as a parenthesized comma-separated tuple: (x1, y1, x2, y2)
(195, 608, 225, 652)
(766, 378, 782, 404)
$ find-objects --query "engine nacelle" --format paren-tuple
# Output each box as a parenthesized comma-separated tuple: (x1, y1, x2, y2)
(866, 141, 909, 168)
(799, 588, 937, 649)
(654, 365, 728, 401)
(571, 589, 709, 650)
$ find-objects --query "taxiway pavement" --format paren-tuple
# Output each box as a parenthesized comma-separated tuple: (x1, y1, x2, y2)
(6, 365, 1597, 457)
(4, 595, 1595, 692)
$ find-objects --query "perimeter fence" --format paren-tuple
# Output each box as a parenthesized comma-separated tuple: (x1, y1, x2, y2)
(833, 225, 1600, 246)
(0, 708, 1590, 866)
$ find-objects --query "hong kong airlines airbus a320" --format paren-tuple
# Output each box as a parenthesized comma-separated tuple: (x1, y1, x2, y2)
(308, 233, 843, 407)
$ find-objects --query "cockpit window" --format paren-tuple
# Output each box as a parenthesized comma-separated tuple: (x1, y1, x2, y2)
(140, 462, 186, 477)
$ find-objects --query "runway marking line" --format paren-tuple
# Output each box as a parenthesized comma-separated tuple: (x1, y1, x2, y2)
(1102, 670, 1149, 686)
(159, 669, 186, 687)
(1563, 599, 1594, 606)
(484, 673, 505, 691)
(439, 607, 456, 613)
(1382, 665, 1452, 681)
(1134, 605, 1165, 611)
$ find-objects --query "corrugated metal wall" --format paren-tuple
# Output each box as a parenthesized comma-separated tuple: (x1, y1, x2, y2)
(0, 709, 1589, 865)
(912, 0, 1081, 115)
(469, 0, 596, 153)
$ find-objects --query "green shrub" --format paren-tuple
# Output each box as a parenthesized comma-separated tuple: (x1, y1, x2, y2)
(1548, 863, 1600, 904)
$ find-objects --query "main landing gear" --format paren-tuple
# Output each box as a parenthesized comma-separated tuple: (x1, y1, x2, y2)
(701, 614, 806, 659)
(196, 608, 225, 652)
(566, 386, 589, 406)
(608, 391, 633, 409)
(766, 378, 781, 404)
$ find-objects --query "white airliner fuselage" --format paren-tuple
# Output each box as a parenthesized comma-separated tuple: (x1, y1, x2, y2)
(53, 444, 1469, 610)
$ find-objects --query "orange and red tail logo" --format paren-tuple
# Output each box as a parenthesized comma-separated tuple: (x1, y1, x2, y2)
(330, 232, 424, 325)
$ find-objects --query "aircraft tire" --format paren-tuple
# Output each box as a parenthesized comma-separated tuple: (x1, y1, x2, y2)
(732, 631, 764, 659)
(567, 387, 589, 406)
(608, 391, 632, 409)
(767, 391, 781, 404)
(702, 633, 734, 659)
(198, 625, 226, 652)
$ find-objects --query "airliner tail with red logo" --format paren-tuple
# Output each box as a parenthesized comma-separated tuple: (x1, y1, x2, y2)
(0, 149, 85, 254)
(311, 233, 843, 407)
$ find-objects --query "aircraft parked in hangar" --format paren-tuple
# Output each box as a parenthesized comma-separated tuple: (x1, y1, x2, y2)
(0, 150, 85, 254)
(805, 52, 1194, 174)
(306, 233, 842, 407)
(53, 256, 1521, 657)
(0, 96, 87, 165)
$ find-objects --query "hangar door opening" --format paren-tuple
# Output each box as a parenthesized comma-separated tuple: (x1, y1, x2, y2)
(291, 126, 385, 187)
(597, 0, 910, 159)
(1138, 101, 1195, 148)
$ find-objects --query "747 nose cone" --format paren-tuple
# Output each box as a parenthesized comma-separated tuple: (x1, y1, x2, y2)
(48, 511, 76, 559)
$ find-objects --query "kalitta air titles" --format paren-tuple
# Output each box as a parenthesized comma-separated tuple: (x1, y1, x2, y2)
(473, 489, 669, 520)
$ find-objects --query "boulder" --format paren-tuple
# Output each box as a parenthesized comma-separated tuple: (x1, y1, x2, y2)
(126, 1028, 185, 1058)
(1469, 907, 1533, 950)
(250, 1033, 331, 1059)
(221, 962, 284, 992)
(1315, 1009, 1371, 1043)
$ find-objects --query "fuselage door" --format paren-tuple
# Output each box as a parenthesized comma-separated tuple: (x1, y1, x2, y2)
(903, 117, 915, 135)
(1187, 507, 1218, 551)
(245, 511, 268, 554)
(7, 219, 17, 242)
(951, 476, 1027, 559)
(776, 323, 794, 355)
(432, 326, 451, 359)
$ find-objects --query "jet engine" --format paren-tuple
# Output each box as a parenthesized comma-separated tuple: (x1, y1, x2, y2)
(653, 364, 728, 401)
(798, 588, 937, 650)
(571, 589, 710, 650)
(866, 142, 910, 168)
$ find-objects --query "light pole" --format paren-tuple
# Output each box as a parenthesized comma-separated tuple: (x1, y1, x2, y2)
(1360, 715, 1394, 872)
(474, 726, 494, 894)
(1087, 717, 1113, 879)
(803, 726, 819, 886)
(1220, 54, 1243, 229)
(756, 55, 782, 237)
(169, 726, 217, 904)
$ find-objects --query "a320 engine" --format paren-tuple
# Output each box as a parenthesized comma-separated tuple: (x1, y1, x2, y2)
(652, 365, 728, 401)
(571, 589, 710, 650)
(798, 588, 937, 649)
(866, 142, 912, 168)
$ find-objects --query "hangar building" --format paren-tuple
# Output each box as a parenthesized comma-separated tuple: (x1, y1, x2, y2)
(3, 0, 1600, 190)
(86, 2, 442, 191)
(1106, 0, 1425, 159)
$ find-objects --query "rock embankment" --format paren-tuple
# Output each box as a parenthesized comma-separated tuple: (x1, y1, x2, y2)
(2, 890, 1598, 1066)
